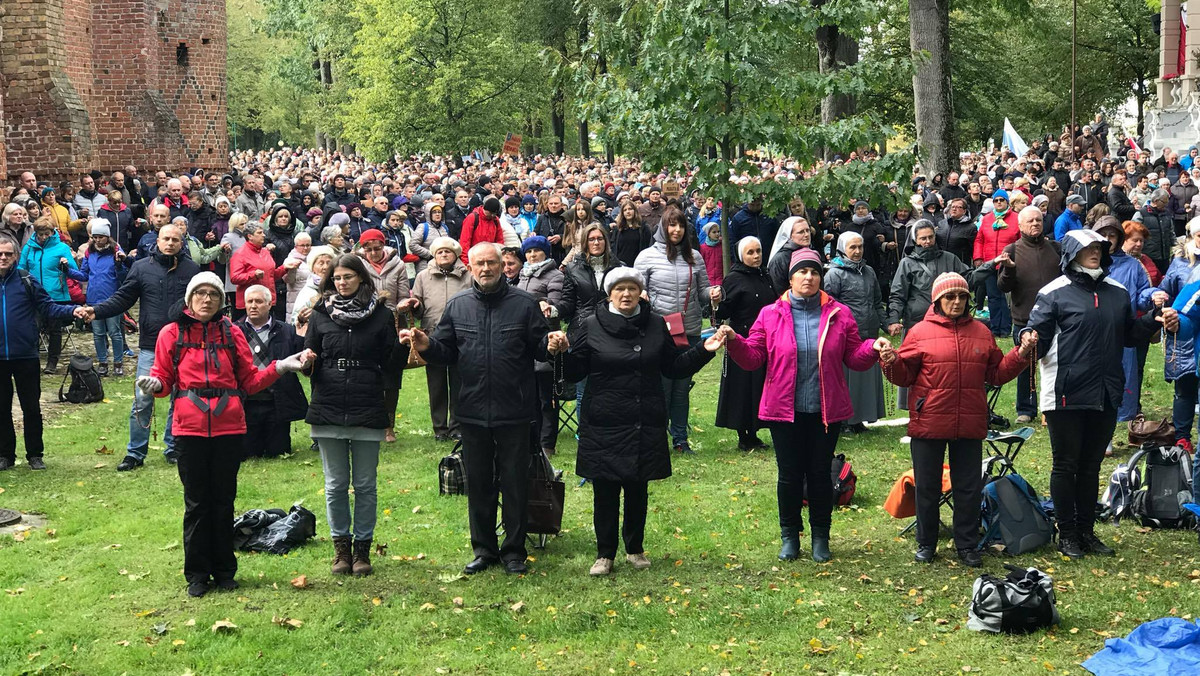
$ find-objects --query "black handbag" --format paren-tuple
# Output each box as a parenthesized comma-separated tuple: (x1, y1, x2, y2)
(526, 450, 564, 535)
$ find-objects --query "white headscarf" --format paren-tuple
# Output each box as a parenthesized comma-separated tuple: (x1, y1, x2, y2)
(736, 236, 761, 264)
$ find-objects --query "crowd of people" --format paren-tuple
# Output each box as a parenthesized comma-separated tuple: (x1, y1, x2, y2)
(0, 130, 1196, 593)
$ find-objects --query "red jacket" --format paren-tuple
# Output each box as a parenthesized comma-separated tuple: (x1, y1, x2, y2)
(883, 306, 1027, 440)
(150, 312, 281, 437)
(973, 210, 1019, 263)
(457, 206, 505, 265)
(230, 240, 286, 309)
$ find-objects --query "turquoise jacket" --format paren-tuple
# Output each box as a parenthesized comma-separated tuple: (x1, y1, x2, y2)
(19, 231, 79, 302)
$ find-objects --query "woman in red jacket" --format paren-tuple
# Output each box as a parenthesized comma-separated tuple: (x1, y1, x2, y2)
(881, 272, 1035, 567)
(139, 272, 310, 597)
(230, 223, 289, 321)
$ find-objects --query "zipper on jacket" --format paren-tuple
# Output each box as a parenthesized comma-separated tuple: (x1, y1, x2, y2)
(343, 326, 353, 426)
(1, 277, 8, 360)
(953, 322, 962, 437)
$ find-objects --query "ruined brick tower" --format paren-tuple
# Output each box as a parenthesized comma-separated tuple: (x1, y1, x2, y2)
(0, 0, 228, 184)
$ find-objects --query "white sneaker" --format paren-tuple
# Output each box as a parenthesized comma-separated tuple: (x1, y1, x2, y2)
(1015, 415, 1033, 424)
(589, 557, 614, 576)
(626, 553, 651, 570)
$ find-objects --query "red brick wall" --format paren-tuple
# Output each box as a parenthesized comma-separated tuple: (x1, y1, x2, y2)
(0, 0, 227, 185)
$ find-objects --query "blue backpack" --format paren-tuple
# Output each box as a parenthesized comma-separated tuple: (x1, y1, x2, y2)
(978, 472, 1055, 555)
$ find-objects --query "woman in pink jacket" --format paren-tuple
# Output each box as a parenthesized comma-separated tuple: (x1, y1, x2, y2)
(229, 223, 289, 320)
(721, 248, 888, 563)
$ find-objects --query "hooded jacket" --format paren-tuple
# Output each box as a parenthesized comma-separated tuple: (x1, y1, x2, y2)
(726, 290, 878, 426)
(78, 244, 129, 303)
(886, 230, 970, 329)
(458, 205, 505, 265)
(1024, 229, 1164, 412)
(357, 248, 411, 313)
(634, 223, 712, 336)
(1137, 204, 1176, 263)
(1143, 250, 1200, 380)
(99, 202, 135, 253)
(885, 305, 1027, 440)
(824, 253, 882, 338)
(18, 231, 79, 302)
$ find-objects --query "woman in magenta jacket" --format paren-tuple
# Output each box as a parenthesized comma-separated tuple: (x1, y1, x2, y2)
(881, 272, 1034, 567)
(722, 248, 887, 563)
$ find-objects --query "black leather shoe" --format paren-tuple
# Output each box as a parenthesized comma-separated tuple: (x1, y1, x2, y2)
(504, 559, 528, 575)
(116, 456, 143, 472)
(957, 548, 982, 568)
(1057, 537, 1085, 560)
(914, 545, 936, 563)
(463, 557, 498, 575)
(1081, 533, 1115, 556)
(164, 452, 179, 465)
(27, 457, 46, 470)
(214, 578, 239, 591)
(187, 581, 210, 597)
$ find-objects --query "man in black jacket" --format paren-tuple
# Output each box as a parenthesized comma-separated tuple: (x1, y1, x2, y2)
(84, 223, 200, 471)
(236, 285, 307, 458)
(403, 242, 566, 576)
(1105, 171, 1137, 222)
(445, 188, 472, 240)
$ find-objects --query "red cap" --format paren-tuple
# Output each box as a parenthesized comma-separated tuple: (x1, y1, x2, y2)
(359, 229, 386, 245)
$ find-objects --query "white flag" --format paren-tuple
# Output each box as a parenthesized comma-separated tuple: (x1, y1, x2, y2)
(1002, 118, 1029, 156)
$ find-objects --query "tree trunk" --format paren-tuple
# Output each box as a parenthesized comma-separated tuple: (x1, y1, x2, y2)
(552, 86, 566, 156)
(909, 0, 957, 176)
(815, 26, 859, 160)
(533, 119, 543, 155)
(579, 120, 590, 158)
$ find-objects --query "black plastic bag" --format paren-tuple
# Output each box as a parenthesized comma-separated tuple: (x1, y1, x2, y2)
(233, 504, 316, 555)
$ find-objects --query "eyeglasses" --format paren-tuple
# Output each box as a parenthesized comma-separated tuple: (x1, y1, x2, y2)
(192, 289, 222, 300)
(942, 292, 970, 301)
(360, 245, 383, 253)
(586, 236, 607, 243)
(0, 252, 15, 258)
(331, 274, 358, 283)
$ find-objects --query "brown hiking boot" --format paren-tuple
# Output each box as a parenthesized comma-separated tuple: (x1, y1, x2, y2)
(331, 537, 353, 575)
(352, 539, 373, 576)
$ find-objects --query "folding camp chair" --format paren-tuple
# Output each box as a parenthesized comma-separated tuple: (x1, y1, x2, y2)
(987, 384, 1010, 430)
(557, 380, 580, 439)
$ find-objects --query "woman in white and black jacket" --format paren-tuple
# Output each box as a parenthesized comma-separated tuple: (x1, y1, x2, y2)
(1023, 229, 1179, 560)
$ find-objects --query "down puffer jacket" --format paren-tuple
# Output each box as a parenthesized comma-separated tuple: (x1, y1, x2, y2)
(634, 225, 711, 336)
(563, 300, 713, 482)
(883, 305, 1027, 440)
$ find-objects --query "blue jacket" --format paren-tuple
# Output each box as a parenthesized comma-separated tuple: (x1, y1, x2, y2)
(18, 232, 80, 302)
(78, 246, 129, 304)
(1144, 255, 1200, 380)
(1108, 250, 1152, 311)
(694, 207, 722, 239)
(1053, 209, 1083, 241)
(728, 206, 779, 247)
(91, 251, 200, 351)
(0, 268, 76, 360)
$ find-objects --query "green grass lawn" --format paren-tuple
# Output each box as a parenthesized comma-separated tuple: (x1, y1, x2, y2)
(1, 346, 1198, 675)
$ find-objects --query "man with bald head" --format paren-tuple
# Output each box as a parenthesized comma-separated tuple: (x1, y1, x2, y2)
(85, 222, 200, 471)
(996, 205, 1061, 423)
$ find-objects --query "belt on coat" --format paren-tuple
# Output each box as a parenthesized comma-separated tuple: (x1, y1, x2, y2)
(174, 387, 244, 417)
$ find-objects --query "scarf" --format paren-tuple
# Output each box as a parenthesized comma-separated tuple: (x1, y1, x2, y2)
(587, 255, 607, 286)
(851, 214, 870, 226)
(521, 258, 555, 279)
(1070, 262, 1104, 280)
(991, 209, 1010, 229)
(607, 301, 641, 318)
(324, 291, 377, 327)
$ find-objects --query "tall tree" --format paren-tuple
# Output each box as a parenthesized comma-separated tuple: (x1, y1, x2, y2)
(909, 0, 957, 175)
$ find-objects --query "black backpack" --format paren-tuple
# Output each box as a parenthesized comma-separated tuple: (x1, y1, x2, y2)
(1129, 445, 1194, 528)
(58, 354, 104, 404)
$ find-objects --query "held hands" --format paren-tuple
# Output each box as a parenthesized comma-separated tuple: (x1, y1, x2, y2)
(135, 376, 163, 394)
(546, 331, 569, 355)
(275, 349, 315, 374)
(872, 337, 896, 364)
(73, 305, 93, 320)
(539, 300, 554, 318)
(399, 327, 430, 351)
(1018, 330, 1039, 358)
(702, 328, 729, 352)
(1159, 307, 1181, 333)
(995, 251, 1015, 268)
(708, 286, 723, 302)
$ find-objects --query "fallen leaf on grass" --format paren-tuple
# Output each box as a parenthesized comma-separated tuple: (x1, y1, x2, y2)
(452, 597, 464, 608)
(815, 617, 831, 629)
(511, 601, 526, 613)
(183, 619, 196, 627)
(808, 638, 836, 655)
(210, 619, 238, 633)
(160, 541, 179, 551)
(44, 529, 56, 538)
(437, 572, 466, 583)
(419, 602, 436, 611)
(6, 588, 25, 596)
(272, 615, 303, 629)
(95, 445, 113, 455)
(115, 640, 130, 647)
(171, 640, 186, 647)
(372, 597, 382, 606)
(93, 463, 107, 469)
(375, 543, 388, 556)
(291, 575, 308, 589)
(134, 609, 159, 618)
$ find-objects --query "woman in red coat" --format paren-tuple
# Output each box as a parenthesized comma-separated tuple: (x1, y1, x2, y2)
(139, 271, 310, 597)
(881, 272, 1035, 567)
(230, 223, 289, 320)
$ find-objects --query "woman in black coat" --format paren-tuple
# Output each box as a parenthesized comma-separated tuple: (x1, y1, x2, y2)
(303, 254, 402, 578)
(563, 266, 726, 577)
(713, 236, 773, 450)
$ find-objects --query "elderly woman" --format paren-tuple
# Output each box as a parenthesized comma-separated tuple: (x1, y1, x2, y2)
(519, 235, 565, 455)
(635, 205, 720, 454)
(562, 267, 725, 576)
(220, 212, 249, 305)
(137, 271, 309, 596)
(292, 245, 336, 332)
(304, 254, 403, 576)
(1025, 229, 1177, 559)
(2, 202, 33, 248)
(284, 231, 314, 319)
(722, 248, 887, 562)
(824, 232, 886, 434)
(714, 236, 774, 450)
(230, 223, 287, 322)
(882, 272, 1033, 566)
(356, 228, 411, 443)
(19, 219, 81, 374)
(411, 237, 471, 441)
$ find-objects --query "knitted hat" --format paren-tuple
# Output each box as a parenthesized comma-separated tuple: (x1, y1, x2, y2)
(185, 271, 225, 309)
(430, 236, 462, 257)
(88, 219, 111, 238)
(306, 245, 336, 269)
(788, 248, 823, 277)
(358, 229, 386, 245)
(504, 196, 521, 210)
(328, 213, 350, 228)
(306, 207, 323, 219)
(602, 266, 645, 294)
(1189, 217, 1200, 237)
(930, 272, 969, 302)
(992, 189, 1010, 201)
(1032, 194, 1049, 207)
(483, 197, 502, 216)
(591, 196, 608, 210)
(521, 235, 552, 257)
(521, 195, 538, 207)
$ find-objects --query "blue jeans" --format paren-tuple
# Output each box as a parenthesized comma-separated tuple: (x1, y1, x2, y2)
(662, 335, 700, 445)
(985, 272, 1011, 336)
(91, 315, 125, 364)
(128, 349, 175, 460)
(318, 438, 380, 541)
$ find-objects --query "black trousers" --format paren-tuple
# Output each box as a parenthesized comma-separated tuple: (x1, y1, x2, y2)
(593, 480, 648, 559)
(1011, 324, 1037, 418)
(910, 438, 983, 550)
(1044, 407, 1118, 539)
(459, 422, 531, 562)
(0, 359, 42, 461)
(425, 364, 460, 436)
(243, 399, 291, 458)
(534, 370, 559, 450)
(176, 435, 241, 584)
(769, 415, 840, 537)
(44, 301, 73, 365)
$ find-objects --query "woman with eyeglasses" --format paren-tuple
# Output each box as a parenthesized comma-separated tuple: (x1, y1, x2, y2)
(882, 272, 1034, 567)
